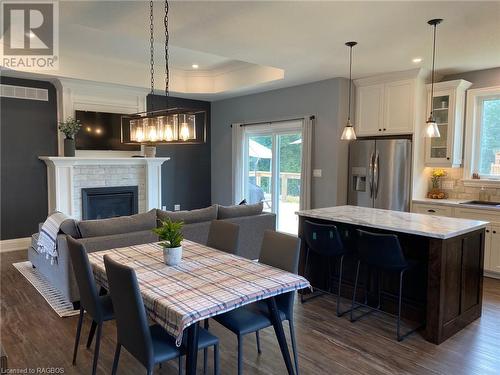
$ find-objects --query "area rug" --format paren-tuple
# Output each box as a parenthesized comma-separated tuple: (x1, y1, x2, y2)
(12, 261, 79, 317)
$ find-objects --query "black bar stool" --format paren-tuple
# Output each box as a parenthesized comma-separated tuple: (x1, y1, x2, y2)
(300, 220, 352, 317)
(350, 229, 423, 341)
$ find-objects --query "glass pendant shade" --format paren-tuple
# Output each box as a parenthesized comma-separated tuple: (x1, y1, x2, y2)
(122, 108, 205, 145)
(425, 18, 443, 138)
(341, 119, 357, 140)
(179, 114, 196, 141)
(425, 116, 441, 138)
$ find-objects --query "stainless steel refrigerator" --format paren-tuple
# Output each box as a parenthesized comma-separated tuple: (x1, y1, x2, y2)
(348, 139, 412, 212)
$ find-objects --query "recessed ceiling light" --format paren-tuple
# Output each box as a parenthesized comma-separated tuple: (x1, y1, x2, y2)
(412, 57, 423, 63)
(192, 64, 199, 69)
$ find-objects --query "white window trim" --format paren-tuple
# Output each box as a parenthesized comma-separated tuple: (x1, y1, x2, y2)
(231, 117, 313, 210)
(463, 85, 500, 186)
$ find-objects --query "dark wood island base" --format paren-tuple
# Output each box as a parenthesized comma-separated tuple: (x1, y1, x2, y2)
(297, 206, 487, 345)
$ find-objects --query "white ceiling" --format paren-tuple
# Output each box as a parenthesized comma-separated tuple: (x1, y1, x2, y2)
(5, 1, 500, 100)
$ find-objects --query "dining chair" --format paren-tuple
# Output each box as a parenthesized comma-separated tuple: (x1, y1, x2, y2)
(350, 229, 423, 341)
(212, 230, 301, 375)
(103, 255, 220, 375)
(301, 220, 352, 316)
(67, 236, 115, 375)
(207, 220, 240, 255)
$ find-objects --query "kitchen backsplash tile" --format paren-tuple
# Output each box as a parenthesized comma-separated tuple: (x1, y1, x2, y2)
(425, 167, 500, 201)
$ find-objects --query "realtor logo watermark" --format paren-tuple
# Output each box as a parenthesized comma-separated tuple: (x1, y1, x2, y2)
(1, 1, 59, 70)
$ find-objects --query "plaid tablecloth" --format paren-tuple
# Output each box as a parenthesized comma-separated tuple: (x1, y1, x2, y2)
(88, 240, 310, 346)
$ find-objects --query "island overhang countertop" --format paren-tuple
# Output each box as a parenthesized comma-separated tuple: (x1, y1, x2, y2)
(296, 205, 488, 239)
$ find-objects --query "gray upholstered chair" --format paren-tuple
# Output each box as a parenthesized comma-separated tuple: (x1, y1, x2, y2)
(67, 236, 115, 375)
(212, 230, 302, 375)
(103, 255, 220, 375)
(252, 230, 301, 374)
(207, 220, 240, 255)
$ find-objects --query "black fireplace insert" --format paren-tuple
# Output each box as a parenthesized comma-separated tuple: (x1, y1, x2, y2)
(81, 186, 138, 220)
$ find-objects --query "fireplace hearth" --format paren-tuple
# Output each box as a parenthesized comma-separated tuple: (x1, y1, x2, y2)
(82, 186, 138, 220)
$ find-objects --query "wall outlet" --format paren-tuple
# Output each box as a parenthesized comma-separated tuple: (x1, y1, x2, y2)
(174, 204, 181, 211)
(162, 205, 167, 211)
(313, 169, 322, 178)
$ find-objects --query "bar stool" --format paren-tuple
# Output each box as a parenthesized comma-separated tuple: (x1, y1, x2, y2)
(300, 220, 352, 317)
(350, 229, 423, 341)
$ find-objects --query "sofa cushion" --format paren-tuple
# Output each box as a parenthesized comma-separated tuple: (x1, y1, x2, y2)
(218, 202, 264, 219)
(76, 230, 159, 253)
(60, 219, 81, 238)
(157, 205, 218, 225)
(77, 209, 157, 238)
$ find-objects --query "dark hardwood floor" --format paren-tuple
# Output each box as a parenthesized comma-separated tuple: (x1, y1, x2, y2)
(1, 250, 499, 374)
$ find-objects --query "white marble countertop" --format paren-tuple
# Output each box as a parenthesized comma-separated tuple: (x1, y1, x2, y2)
(296, 205, 488, 239)
(413, 198, 500, 212)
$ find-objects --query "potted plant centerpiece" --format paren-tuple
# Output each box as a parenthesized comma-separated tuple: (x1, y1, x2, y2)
(153, 219, 184, 266)
(58, 117, 82, 157)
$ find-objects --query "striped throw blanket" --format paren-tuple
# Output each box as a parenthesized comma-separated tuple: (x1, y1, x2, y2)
(37, 211, 71, 265)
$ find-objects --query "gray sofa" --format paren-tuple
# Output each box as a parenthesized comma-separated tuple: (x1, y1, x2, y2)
(28, 203, 276, 305)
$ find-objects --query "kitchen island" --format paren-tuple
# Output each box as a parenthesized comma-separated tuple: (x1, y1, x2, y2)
(296, 205, 488, 344)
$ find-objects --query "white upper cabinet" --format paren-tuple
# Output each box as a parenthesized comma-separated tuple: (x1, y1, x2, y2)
(354, 70, 423, 137)
(424, 79, 472, 168)
(384, 80, 415, 134)
(355, 84, 384, 136)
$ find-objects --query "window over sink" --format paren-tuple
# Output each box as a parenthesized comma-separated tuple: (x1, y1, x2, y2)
(478, 96, 500, 177)
(464, 86, 500, 182)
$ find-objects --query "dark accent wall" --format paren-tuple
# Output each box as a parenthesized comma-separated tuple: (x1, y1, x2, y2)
(1, 76, 58, 240)
(147, 94, 211, 211)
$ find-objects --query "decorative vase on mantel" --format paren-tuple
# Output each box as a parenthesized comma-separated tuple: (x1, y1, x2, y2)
(58, 116, 81, 158)
(64, 138, 76, 157)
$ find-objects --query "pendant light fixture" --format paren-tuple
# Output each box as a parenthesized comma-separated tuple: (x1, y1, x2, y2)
(341, 41, 358, 141)
(121, 0, 206, 155)
(425, 18, 443, 138)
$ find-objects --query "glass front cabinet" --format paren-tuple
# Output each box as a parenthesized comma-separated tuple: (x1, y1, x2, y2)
(425, 79, 472, 167)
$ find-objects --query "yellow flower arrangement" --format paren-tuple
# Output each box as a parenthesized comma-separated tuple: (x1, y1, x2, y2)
(431, 168, 447, 189)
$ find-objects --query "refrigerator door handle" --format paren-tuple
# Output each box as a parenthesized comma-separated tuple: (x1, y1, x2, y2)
(373, 150, 380, 199)
(368, 151, 374, 198)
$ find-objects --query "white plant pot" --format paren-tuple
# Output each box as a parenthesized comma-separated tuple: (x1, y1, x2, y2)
(163, 246, 182, 266)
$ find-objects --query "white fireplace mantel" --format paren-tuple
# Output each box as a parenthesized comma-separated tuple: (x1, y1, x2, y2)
(39, 156, 169, 219)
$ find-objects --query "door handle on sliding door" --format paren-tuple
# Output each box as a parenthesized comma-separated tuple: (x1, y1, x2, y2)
(373, 150, 380, 199)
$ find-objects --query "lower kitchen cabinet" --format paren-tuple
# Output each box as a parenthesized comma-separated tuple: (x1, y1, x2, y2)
(487, 225, 500, 274)
(412, 202, 500, 278)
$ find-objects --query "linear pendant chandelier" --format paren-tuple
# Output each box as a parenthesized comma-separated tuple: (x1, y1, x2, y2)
(121, 0, 206, 152)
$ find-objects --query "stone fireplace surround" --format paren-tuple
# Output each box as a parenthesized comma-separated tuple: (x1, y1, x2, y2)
(39, 157, 169, 220)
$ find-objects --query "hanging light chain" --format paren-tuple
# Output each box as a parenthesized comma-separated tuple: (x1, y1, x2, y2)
(345, 41, 357, 123)
(430, 22, 437, 119)
(348, 44, 353, 121)
(149, 0, 154, 96)
(164, 0, 170, 101)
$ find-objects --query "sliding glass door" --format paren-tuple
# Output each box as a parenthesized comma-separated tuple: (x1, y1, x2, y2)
(243, 121, 302, 234)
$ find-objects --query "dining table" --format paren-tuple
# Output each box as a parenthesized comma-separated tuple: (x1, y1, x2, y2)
(88, 239, 310, 375)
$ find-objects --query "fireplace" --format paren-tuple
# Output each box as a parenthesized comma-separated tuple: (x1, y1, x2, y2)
(82, 186, 138, 220)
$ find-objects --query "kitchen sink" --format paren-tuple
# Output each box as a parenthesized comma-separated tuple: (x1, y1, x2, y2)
(460, 200, 500, 207)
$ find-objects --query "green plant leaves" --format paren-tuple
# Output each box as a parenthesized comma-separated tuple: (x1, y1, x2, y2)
(152, 218, 184, 248)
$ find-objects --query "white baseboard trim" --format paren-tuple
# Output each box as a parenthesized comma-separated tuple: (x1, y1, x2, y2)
(0, 237, 31, 253)
(484, 271, 500, 280)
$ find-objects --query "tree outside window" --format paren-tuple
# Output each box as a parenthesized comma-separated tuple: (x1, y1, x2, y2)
(479, 98, 500, 176)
